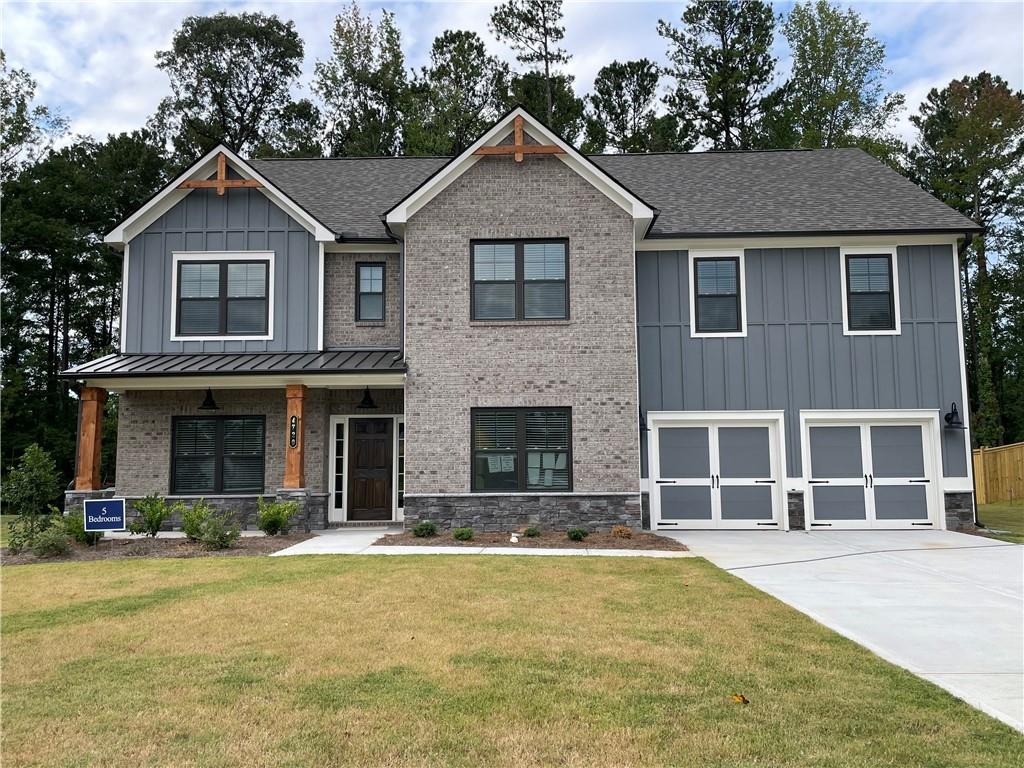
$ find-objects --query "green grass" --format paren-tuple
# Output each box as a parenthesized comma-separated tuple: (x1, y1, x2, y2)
(978, 500, 1024, 544)
(1, 556, 1021, 767)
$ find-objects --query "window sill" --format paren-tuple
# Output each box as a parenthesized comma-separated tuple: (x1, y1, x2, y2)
(469, 319, 572, 327)
(355, 321, 386, 327)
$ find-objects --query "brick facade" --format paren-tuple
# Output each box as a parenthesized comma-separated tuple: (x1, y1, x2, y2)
(402, 152, 641, 509)
(323, 252, 401, 348)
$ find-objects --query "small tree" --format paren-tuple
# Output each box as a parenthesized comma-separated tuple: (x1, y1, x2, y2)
(3, 444, 61, 518)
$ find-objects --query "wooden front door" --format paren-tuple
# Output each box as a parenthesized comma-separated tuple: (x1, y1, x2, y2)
(348, 418, 393, 520)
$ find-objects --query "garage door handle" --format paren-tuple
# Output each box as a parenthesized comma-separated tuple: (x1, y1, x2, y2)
(808, 480, 829, 485)
(909, 479, 930, 483)
(755, 480, 775, 484)
(655, 480, 675, 485)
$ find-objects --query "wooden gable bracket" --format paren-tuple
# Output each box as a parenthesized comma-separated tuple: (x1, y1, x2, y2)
(178, 152, 264, 196)
(472, 115, 565, 163)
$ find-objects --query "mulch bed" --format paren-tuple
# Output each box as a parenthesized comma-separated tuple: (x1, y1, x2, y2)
(0, 532, 313, 566)
(373, 530, 687, 551)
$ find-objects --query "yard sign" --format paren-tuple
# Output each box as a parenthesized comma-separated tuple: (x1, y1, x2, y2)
(83, 498, 126, 532)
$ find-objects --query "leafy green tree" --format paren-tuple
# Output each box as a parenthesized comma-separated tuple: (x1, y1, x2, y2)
(775, 0, 904, 150)
(583, 59, 694, 153)
(503, 71, 585, 142)
(2, 444, 61, 518)
(490, 0, 569, 123)
(910, 73, 1024, 446)
(151, 12, 308, 160)
(658, 0, 778, 150)
(0, 51, 67, 181)
(405, 30, 509, 156)
(254, 99, 324, 158)
(314, 1, 407, 156)
(990, 226, 1024, 443)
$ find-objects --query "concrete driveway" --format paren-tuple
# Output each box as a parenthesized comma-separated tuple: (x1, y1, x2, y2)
(665, 530, 1023, 732)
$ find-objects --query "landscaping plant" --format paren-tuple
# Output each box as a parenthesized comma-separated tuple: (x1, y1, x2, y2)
(2, 444, 63, 551)
(566, 527, 589, 541)
(129, 494, 185, 537)
(196, 509, 241, 550)
(523, 526, 541, 537)
(611, 524, 633, 539)
(412, 521, 438, 538)
(63, 511, 103, 546)
(452, 527, 474, 541)
(181, 499, 212, 541)
(30, 524, 72, 558)
(256, 497, 298, 535)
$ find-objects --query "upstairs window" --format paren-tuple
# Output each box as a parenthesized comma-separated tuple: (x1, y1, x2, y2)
(356, 263, 385, 321)
(175, 257, 270, 337)
(171, 416, 265, 495)
(471, 240, 568, 320)
(844, 252, 898, 333)
(471, 407, 572, 492)
(690, 251, 745, 336)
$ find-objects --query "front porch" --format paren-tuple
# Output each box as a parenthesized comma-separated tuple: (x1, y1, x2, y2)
(62, 350, 408, 531)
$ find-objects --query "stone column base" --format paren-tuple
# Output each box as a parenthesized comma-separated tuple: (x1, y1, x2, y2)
(944, 492, 976, 531)
(275, 489, 329, 532)
(787, 491, 806, 530)
(64, 488, 115, 517)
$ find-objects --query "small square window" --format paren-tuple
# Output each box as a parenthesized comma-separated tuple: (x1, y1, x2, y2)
(845, 254, 895, 331)
(691, 253, 743, 335)
(175, 259, 269, 337)
(471, 241, 568, 321)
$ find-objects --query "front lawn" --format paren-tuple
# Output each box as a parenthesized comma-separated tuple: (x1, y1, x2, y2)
(978, 500, 1024, 544)
(1, 556, 1019, 767)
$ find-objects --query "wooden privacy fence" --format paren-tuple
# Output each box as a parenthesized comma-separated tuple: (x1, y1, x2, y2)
(973, 442, 1024, 505)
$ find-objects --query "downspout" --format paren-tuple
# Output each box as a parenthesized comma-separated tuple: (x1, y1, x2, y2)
(958, 232, 980, 527)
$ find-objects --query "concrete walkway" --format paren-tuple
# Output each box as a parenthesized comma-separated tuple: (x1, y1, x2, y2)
(663, 529, 1023, 732)
(269, 527, 692, 558)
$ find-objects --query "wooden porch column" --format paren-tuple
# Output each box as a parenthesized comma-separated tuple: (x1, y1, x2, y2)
(74, 387, 107, 490)
(284, 384, 307, 488)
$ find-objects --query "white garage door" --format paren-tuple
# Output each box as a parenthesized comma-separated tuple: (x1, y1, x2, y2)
(805, 418, 939, 529)
(650, 414, 784, 529)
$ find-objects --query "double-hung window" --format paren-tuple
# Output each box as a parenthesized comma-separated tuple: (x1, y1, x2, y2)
(176, 257, 270, 337)
(842, 249, 899, 333)
(471, 240, 568, 320)
(471, 408, 572, 491)
(171, 416, 265, 494)
(690, 251, 745, 336)
(356, 263, 385, 321)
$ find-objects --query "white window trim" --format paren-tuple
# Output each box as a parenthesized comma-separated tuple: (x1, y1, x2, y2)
(328, 414, 405, 524)
(169, 251, 275, 342)
(688, 249, 747, 338)
(839, 246, 901, 336)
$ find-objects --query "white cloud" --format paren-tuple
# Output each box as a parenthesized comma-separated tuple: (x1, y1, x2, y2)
(1, 0, 1021, 146)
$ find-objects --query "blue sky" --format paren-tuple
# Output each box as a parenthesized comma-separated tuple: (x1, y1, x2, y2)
(3, 0, 1022, 146)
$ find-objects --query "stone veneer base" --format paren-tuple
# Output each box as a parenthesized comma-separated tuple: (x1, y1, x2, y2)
(403, 494, 642, 532)
(944, 491, 976, 531)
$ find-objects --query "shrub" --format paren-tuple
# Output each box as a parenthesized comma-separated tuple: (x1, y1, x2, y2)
(257, 497, 298, 536)
(611, 525, 633, 539)
(181, 499, 212, 541)
(452, 527, 474, 541)
(7, 513, 61, 554)
(566, 527, 589, 542)
(523, 526, 541, 538)
(3, 444, 62, 518)
(64, 512, 103, 546)
(197, 509, 241, 550)
(412, 521, 438, 538)
(31, 525, 72, 558)
(129, 494, 184, 537)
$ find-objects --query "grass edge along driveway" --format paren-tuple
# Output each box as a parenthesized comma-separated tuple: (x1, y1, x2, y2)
(2, 554, 1021, 768)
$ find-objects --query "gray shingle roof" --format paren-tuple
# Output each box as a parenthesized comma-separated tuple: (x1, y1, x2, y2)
(61, 350, 406, 379)
(591, 149, 979, 237)
(251, 148, 978, 241)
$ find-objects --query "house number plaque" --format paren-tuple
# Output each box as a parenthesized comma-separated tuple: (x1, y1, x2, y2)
(289, 415, 298, 448)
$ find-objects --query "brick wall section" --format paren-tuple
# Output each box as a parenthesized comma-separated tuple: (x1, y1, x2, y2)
(403, 154, 641, 504)
(115, 386, 404, 498)
(323, 252, 401, 348)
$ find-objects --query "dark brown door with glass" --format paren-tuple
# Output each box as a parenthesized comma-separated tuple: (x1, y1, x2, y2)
(347, 418, 393, 520)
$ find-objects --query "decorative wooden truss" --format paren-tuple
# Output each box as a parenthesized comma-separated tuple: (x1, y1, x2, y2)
(472, 115, 565, 163)
(178, 152, 263, 196)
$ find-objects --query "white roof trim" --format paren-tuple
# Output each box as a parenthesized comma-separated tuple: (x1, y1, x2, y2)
(104, 144, 335, 246)
(384, 107, 655, 239)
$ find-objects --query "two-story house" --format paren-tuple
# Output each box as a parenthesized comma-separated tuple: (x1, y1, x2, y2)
(63, 107, 981, 533)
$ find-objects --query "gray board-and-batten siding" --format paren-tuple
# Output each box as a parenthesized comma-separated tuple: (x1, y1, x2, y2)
(636, 244, 968, 479)
(123, 187, 319, 354)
